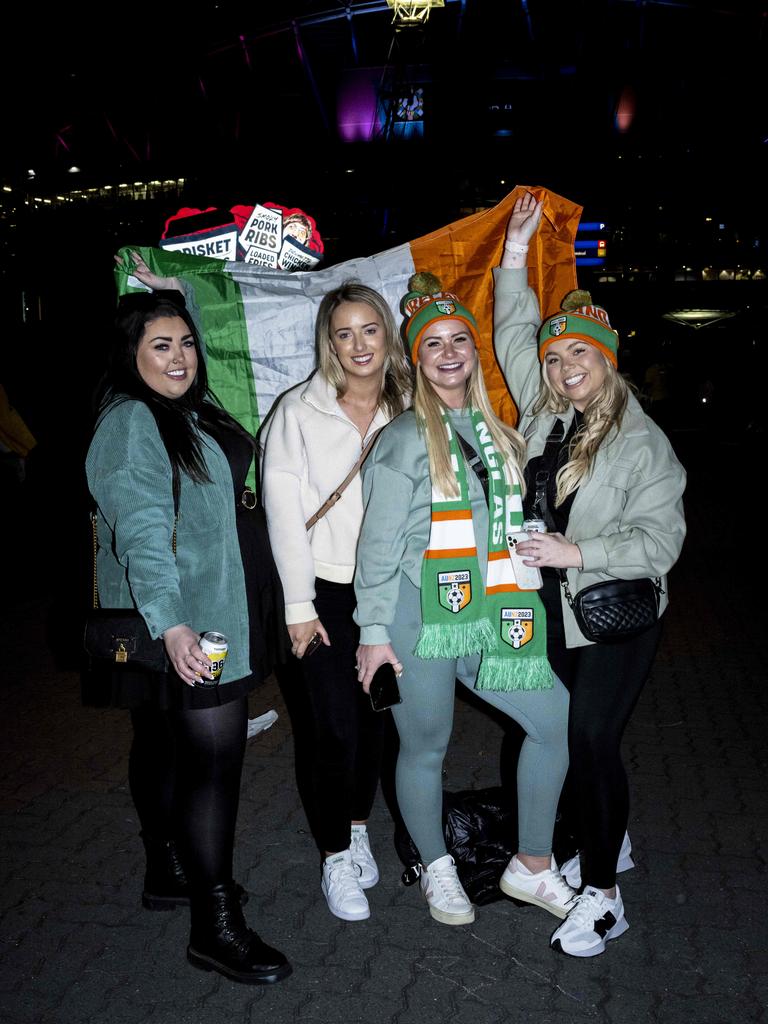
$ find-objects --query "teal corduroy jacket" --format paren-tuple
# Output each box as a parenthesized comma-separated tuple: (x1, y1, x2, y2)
(85, 399, 251, 683)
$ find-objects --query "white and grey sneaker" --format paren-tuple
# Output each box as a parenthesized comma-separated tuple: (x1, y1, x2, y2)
(550, 885, 629, 957)
(559, 832, 635, 889)
(350, 825, 379, 889)
(321, 850, 370, 921)
(499, 855, 577, 919)
(420, 855, 475, 925)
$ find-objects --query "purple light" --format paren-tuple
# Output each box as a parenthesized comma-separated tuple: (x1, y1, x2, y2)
(337, 70, 378, 142)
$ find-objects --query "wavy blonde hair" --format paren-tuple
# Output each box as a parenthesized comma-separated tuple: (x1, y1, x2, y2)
(532, 356, 629, 505)
(315, 281, 412, 419)
(414, 360, 526, 498)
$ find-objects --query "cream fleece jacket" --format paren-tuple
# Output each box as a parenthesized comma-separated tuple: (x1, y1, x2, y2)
(261, 372, 391, 625)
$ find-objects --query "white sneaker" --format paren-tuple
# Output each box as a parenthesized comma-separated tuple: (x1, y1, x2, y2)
(420, 855, 475, 925)
(321, 850, 370, 922)
(559, 832, 635, 889)
(499, 855, 577, 920)
(550, 884, 629, 957)
(246, 710, 278, 739)
(350, 825, 379, 889)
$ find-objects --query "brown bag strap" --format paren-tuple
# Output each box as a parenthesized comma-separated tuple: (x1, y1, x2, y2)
(305, 428, 383, 531)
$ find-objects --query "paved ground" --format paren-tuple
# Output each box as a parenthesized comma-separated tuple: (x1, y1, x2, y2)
(1, 435, 766, 1024)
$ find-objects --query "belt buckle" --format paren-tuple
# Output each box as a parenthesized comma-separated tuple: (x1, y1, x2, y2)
(240, 487, 257, 510)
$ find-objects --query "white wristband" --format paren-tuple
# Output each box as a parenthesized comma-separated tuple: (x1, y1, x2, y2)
(504, 240, 529, 255)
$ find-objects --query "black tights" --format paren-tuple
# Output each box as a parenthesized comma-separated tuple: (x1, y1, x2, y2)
(129, 698, 248, 888)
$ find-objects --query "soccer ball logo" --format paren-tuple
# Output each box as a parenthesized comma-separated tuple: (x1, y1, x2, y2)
(507, 619, 527, 648)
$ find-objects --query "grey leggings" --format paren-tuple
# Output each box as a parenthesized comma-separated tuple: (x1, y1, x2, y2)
(390, 576, 570, 866)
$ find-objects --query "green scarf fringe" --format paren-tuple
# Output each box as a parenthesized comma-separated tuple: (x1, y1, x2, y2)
(415, 617, 497, 660)
(475, 655, 553, 692)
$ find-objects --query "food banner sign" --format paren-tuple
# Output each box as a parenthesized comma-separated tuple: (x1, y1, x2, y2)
(160, 226, 239, 261)
(240, 204, 283, 267)
(159, 202, 324, 271)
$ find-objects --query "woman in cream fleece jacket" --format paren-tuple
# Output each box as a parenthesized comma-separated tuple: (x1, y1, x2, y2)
(262, 281, 412, 923)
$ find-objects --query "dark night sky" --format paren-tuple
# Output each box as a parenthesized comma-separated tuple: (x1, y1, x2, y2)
(2, 1, 765, 213)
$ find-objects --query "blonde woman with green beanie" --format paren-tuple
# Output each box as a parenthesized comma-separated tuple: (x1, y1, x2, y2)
(495, 192, 686, 957)
(354, 272, 574, 928)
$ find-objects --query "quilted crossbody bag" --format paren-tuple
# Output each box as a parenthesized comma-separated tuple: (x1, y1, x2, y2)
(560, 572, 663, 644)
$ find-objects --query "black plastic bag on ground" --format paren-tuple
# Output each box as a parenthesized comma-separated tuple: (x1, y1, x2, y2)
(394, 786, 579, 906)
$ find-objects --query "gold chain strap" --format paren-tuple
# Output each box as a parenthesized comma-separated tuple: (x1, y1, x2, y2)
(91, 513, 100, 610)
(91, 511, 178, 611)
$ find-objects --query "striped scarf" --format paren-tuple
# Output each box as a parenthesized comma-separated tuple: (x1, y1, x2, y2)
(415, 411, 552, 691)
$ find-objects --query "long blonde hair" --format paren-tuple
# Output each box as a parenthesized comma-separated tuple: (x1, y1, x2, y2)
(532, 356, 629, 505)
(315, 281, 413, 419)
(414, 361, 527, 498)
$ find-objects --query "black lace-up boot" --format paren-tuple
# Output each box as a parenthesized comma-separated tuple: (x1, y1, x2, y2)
(187, 883, 291, 984)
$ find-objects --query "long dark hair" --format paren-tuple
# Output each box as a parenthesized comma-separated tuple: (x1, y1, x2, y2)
(94, 291, 255, 487)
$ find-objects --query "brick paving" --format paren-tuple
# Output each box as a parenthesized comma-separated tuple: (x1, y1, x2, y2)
(1, 437, 766, 1024)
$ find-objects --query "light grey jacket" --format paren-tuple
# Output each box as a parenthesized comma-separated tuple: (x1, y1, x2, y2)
(493, 267, 687, 648)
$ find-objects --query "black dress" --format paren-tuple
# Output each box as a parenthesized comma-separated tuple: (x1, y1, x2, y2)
(82, 422, 288, 711)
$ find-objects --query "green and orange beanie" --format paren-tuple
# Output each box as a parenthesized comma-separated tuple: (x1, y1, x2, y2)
(401, 272, 479, 364)
(538, 289, 619, 367)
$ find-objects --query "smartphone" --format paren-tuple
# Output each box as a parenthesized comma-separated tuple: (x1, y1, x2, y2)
(369, 663, 402, 712)
(304, 632, 323, 657)
(506, 531, 543, 590)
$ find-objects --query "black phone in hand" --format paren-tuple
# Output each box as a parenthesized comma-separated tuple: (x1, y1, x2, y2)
(369, 663, 402, 711)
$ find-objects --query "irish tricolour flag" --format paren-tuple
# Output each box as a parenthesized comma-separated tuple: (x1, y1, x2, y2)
(116, 186, 581, 448)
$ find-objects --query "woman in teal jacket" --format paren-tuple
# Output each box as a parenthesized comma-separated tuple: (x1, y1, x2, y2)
(496, 193, 686, 958)
(86, 291, 290, 985)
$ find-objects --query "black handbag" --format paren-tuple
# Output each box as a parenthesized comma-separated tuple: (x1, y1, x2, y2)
(83, 505, 177, 673)
(560, 572, 662, 644)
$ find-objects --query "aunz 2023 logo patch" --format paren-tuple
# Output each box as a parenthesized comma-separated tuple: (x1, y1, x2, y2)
(438, 570, 472, 614)
(500, 607, 534, 648)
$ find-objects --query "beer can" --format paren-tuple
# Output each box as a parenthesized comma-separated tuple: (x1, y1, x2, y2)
(197, 631, 229, 687)
(522, 518, 548, 534)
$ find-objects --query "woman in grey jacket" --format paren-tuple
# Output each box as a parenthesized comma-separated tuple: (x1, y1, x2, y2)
(86, 292, 290, 985)
(355, 274, 574, 929)
(496, 193, 687, 957)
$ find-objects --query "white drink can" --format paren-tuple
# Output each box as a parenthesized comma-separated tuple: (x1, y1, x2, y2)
(197, 631, 229, 687)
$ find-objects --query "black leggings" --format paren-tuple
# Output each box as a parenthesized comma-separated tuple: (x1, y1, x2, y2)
(297, 578, 385, 854)
(129, 697, 248, 888)
(555, 622, 662, 889)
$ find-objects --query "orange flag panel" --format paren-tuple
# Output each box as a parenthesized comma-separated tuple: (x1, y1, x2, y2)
(409, 186, 582, 425)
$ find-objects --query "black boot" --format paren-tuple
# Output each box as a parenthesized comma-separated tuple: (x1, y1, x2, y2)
(187, 883, 292, 984)
(141, 834, 249, 911)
